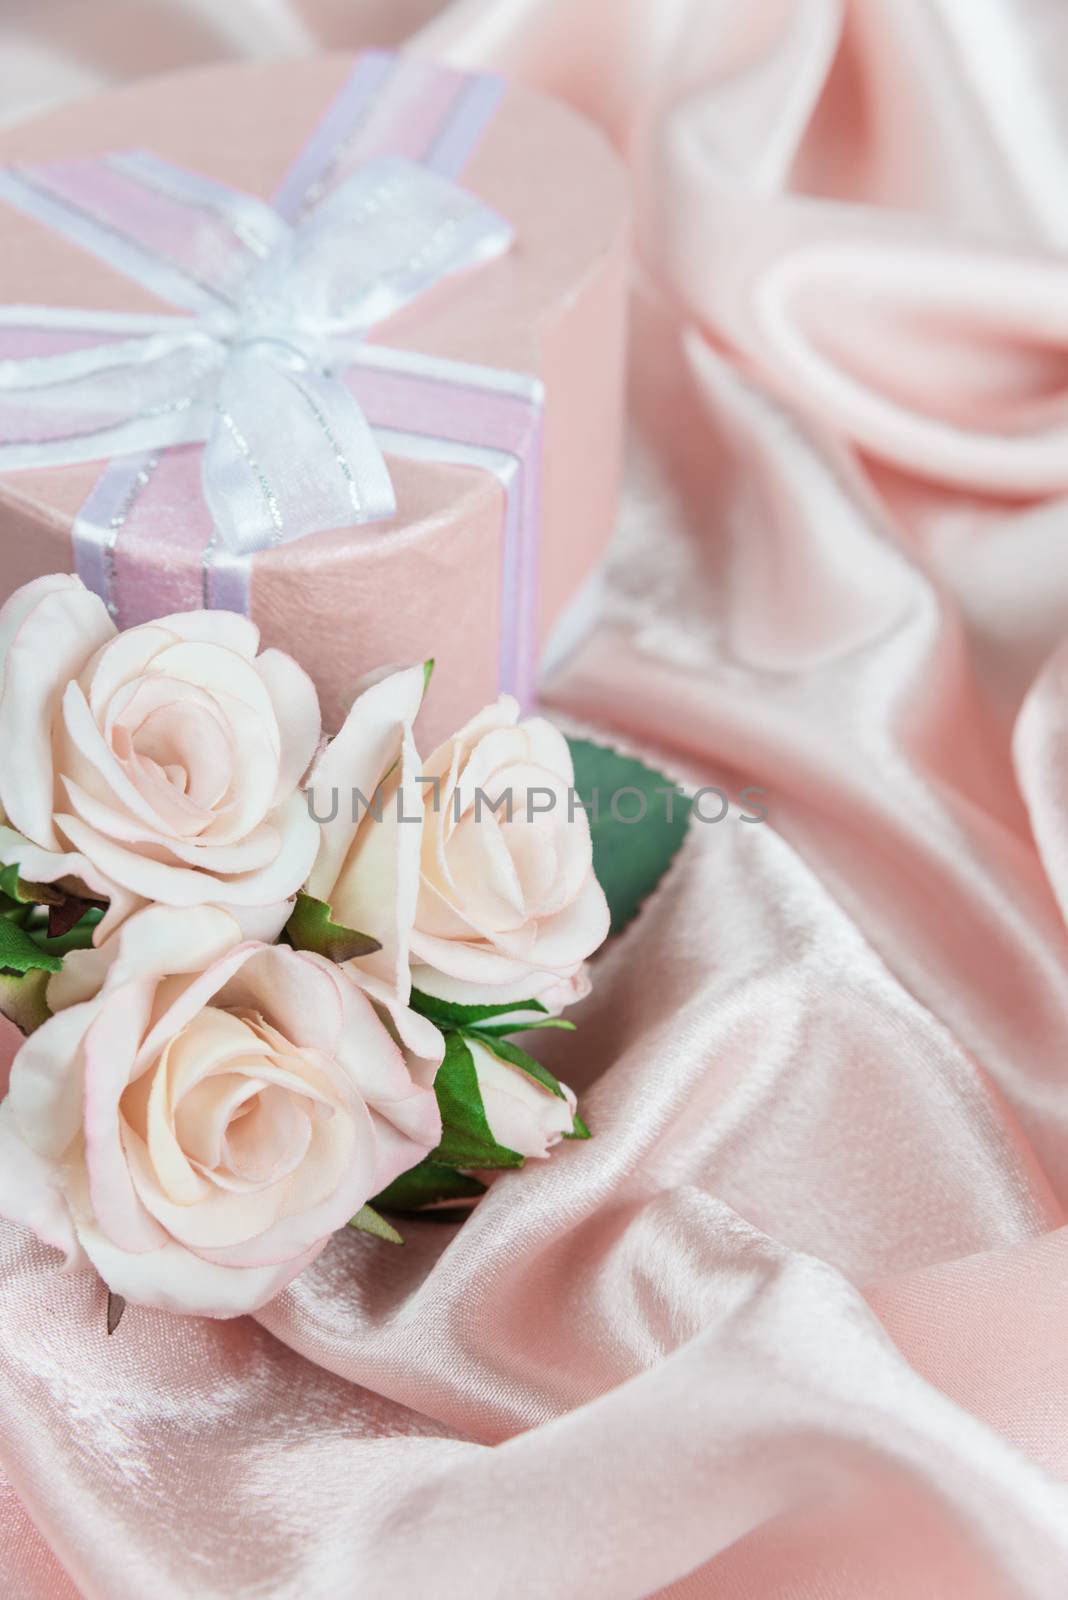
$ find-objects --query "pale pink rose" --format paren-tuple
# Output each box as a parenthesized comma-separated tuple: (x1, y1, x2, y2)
(466, 1038, 578, 1159)
(0, 905, 443, 1317)
(0, 575, 321, 941)
(307, 680, 608, 1006)
(409, 699, 610, 1001)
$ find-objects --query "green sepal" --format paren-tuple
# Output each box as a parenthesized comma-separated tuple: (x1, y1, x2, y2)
(467, 1033, 567, 1101)
(0, 864, 63, 906)
(567, 737, 692, 937)
(0, 917, 62, 976)
(411, 989, 549, 1030)
(431, 1033, 524, 1171)
(422, 658, 435, 692)
(396, 1205, 476, 1226)
(348, 1204, 404, 1245)
(106, 1292, 126, 1336)
(471, 1017, 576, 1039)
(0, 967, 52, 1035)
(565, 1113, 592, 1141)
(285, 892, 382, 963)
(374, 1158, 486, 1213)
(30, 905, 104, 957)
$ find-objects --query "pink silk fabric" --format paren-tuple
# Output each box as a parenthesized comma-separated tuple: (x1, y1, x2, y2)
(5, 1, 1068, 1595)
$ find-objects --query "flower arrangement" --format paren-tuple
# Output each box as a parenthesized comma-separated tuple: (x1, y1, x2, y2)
(0, 576, 689, 1326)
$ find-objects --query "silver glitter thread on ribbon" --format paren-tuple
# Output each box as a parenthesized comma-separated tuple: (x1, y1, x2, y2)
(72, 452, 162, 617)
(214, 403, 283, 537)
(0, 153, 513, 559)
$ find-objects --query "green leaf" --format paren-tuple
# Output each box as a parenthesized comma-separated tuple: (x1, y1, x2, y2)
(468, 1033, 567, 1100)
(566, 1113, 592, 1141)
(410, 989, 549, 1030)
(374, 1158, 486, 1213)
(0, 967, 52, 1034)
(567, 737, 692, 937)
(432, 1033, 524, 1171)
(348, 1204, 404, 1245)
(0, 917, 62, 975)
(285, 893, 382, 963)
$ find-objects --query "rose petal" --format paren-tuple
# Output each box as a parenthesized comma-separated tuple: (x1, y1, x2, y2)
(225, 899, 294, 944)
(519, 716, 575, 784)
(328, 735, 423, 1001)
(62, 780, 285, 873)
(331, 968, 426, 1105)
(0, 1097, 83, 1263)
(73, 1198, 325, 1317)
(216, 1082, 313, 1188)
(147, 641, 279, 730)
(60, 679, 188, 837)
(82, 980, 170, 1252)
(125, 1091, 363, 1256)
(442, 807, 528, 930)
(332, 971, 442, 1185)
(408, 925, 544, 988)
(449, 727, 533, 819)
(502, 822, 561, 911)
(306, 663, 426, 903)
(346, 970, 445, 1089)
(145, 610, 261, 658)
(0, 575, 88, 682)
(368, 1106, 441, 1194)
(189, 1093, 378, 1269)
(0, 824, 141, 945)
(109, 681, 235, 818)
(146, 1044, 218, 1206)
(6, 998, 102, 1161)
(524, 873, 612, 971)
(0, 581, 114, 847)
(409, 962, 590, 1012)
(420, 695, 518, 787)
(56, 791, 318, 909)
(212, 945, 346, 1057)
(254, 648, 321, 806)
(133, 943, 262, 1072)
(150, 1006, 263, 1105)
(107, 903, 246, 988)
(84, 625, 184, 721)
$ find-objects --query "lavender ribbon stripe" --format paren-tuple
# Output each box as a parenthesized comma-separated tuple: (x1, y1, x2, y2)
(0, 52, 544, 703)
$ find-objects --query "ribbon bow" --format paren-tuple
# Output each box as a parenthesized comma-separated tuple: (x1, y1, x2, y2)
(0, 149, 512, 556)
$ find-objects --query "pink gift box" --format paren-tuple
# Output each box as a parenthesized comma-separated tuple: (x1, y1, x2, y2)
(0, 51, 628, 742)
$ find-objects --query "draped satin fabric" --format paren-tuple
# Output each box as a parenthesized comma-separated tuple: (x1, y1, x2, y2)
(5, 2, 1068, 1595)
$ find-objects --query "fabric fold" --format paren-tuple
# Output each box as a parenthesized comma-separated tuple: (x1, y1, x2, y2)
(5, 2, 1068, 1597)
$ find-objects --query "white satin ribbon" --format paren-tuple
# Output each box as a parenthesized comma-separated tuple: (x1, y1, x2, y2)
(0, 150, 514, 556)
